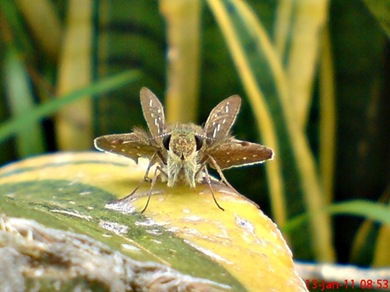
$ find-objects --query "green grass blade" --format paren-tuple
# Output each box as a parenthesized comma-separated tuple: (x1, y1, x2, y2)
(0, 70, 140, 144)
(16, 0, 62, 60)
(3, 47, 45, 156)
(319, 27, 336, 203)
(284, 200, 390, 233)
(364, 0, 390, 38)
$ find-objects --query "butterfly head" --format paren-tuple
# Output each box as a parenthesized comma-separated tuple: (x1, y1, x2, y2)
(162, 124, 203, 162)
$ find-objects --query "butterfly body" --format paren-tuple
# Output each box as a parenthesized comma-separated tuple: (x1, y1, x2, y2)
(94, 87, 273, 211)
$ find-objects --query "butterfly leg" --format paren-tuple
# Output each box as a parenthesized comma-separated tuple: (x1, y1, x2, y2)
(142, 155, 156, 182)
(202, 166, 225, 211)
(206, 154, 238, 193)
(124, 155, 157, 201)
(140, 165, 166, 213)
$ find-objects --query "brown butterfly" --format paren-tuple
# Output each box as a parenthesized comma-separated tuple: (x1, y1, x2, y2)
(94, 87, 273, 212)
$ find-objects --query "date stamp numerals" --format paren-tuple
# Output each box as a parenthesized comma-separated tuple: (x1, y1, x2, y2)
(305, 279, 389, 290)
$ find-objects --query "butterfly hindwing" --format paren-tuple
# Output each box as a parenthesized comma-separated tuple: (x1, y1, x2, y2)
(206, 139, 273, 170)
(94, 129, 157, 163)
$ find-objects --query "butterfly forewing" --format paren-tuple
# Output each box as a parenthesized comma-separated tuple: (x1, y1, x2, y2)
(94, 129, 157, 163)
(206, 139, 273, 170)
(204, 95, 241, 144)
(140, 87, 165, 138)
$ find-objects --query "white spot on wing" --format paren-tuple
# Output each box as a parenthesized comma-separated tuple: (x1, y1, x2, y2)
(154, 118, 159, 129)
(212, 128, 217, 138)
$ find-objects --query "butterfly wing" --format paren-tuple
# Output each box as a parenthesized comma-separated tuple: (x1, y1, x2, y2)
(206, 139, 273, 170)
(94, 129, 157, 163)
(204, 95, 241, 144)
(140, 87, 165, 139)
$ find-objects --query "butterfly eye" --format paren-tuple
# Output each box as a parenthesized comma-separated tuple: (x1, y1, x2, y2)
(195, 135, 203, 151)
(162, 134, 171, 150)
